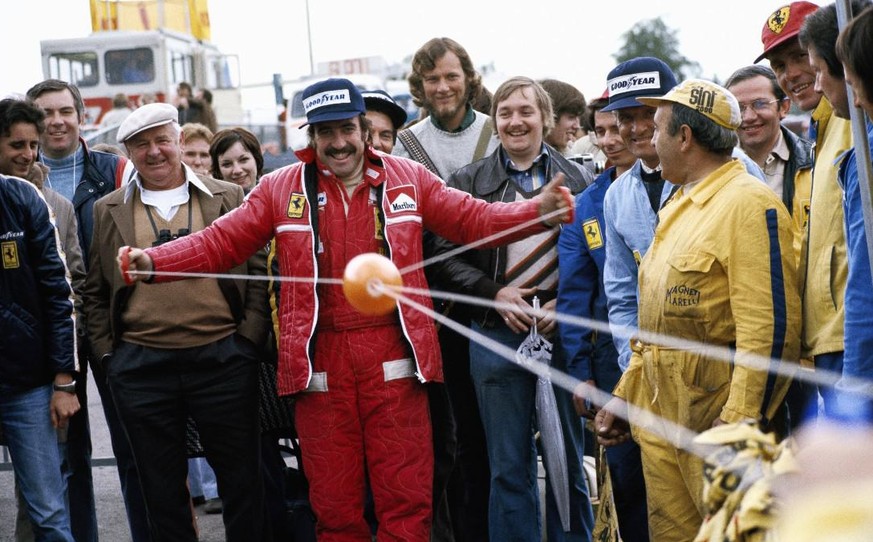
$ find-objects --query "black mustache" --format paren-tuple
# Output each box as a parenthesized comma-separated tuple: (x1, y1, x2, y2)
(326, 146, 356, 157)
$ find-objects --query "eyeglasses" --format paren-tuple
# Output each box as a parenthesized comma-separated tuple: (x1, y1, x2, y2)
(738, 98, 782, 114)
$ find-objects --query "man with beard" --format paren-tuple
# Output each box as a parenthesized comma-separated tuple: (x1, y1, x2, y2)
(394, 37, 497, 178)
(393, 36, 498, 541)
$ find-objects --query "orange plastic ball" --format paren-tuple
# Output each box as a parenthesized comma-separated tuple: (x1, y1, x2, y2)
(342, 253, 403, 316)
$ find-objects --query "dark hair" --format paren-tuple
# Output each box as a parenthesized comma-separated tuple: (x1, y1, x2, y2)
(209, 127, 264, 180)
(837, 5, 873, 104)
(725, 65, 787, 101)
(408, 38, 483, 110)
(471, 85, 493, 116)
(584, 97, 609, 133)
(799, 0, 870, 79)
(306, 114, 370, 148)
(25, 79, 85, 122)
(667, 103, 737, 156)
(0, 98, 46, 138)
(538, 79, 586, 119)
(199, 89, 213, 105)
(490, 77, 555, 137)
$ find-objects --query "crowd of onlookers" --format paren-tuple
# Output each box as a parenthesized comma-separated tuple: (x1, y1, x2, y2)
(2, 2, 873, 542)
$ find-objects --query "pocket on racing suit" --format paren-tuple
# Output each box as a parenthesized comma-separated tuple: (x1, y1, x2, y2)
(663, 252, 714, 323)
(678, 351, 731, 433)
(382, 358, 428, 430)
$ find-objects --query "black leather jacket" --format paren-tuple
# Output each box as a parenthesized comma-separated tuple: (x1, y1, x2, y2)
(68, 139, 129, 262)
(781, 126, 814, 216)
(428, 145, 592, 326)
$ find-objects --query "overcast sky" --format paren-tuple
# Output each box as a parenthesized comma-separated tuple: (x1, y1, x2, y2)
(1, 1, 824, 106)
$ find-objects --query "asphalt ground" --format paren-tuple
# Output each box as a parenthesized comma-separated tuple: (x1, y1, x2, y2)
(0, 376, 555, 541)
(0, 375, 226, 542)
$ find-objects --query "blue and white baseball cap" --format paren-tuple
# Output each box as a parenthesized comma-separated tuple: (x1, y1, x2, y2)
(601, 57, 678, 112)
(299, 78, 366, 128)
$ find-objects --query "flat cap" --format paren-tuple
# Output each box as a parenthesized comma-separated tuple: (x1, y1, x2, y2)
(117, 103, 178, 143)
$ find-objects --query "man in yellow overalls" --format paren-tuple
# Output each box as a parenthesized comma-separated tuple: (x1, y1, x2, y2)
(595, 79, 801, 542)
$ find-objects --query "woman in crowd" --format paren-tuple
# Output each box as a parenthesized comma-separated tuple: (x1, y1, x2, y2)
(210, 127, 263, 192)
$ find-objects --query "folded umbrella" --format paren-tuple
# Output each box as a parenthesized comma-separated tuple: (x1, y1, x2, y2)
(516, 297, 570, 532)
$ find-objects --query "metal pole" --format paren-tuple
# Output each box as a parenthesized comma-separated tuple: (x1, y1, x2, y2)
(836, 0, 873, 285)
(305, 0, 315, 76)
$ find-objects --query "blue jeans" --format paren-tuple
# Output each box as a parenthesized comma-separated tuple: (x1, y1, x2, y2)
(470, 322, 593, 542)
(817, 351, 844, 417)
(0, 384, 74, 542)
(64, 370, 98, 542)
(188, 457, 219, 500)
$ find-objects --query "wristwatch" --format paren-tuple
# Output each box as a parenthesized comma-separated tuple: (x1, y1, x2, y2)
(52, 381, 77, 394)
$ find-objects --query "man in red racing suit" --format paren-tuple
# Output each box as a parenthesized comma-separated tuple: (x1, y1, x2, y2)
(122, 78, 573, 541)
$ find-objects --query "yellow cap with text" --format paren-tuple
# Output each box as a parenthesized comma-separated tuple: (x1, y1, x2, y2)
(638, 79, 742, 130)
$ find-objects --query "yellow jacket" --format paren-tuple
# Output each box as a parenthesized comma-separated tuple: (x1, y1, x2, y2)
(615, 161, 801, 424)
(800, 98, 852, 357)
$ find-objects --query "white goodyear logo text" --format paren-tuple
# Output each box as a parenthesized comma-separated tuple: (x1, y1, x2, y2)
(607, 71, 661, 97)
(386, 185, 418, 214)
(303, 89, 350, 114)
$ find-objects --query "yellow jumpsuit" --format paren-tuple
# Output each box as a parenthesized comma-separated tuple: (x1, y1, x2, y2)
(613, 160, 801, 542)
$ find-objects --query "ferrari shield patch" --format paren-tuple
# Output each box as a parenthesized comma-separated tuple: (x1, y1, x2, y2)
(2, 241, 19, 269)
(287, 193, 306, 219)
(583, 218, 604, 250)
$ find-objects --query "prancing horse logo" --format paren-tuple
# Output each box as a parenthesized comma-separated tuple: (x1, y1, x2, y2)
(768, 7, 791, 34)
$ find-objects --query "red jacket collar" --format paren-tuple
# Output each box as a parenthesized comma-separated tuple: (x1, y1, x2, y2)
(294, 146, 387, 187)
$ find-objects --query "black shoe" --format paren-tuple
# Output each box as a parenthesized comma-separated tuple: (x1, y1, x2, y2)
(204, 498, 223, 514)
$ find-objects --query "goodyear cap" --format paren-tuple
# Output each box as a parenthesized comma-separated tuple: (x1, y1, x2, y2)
(299, 78, 366, 128)
(601, 57, 678, 112)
